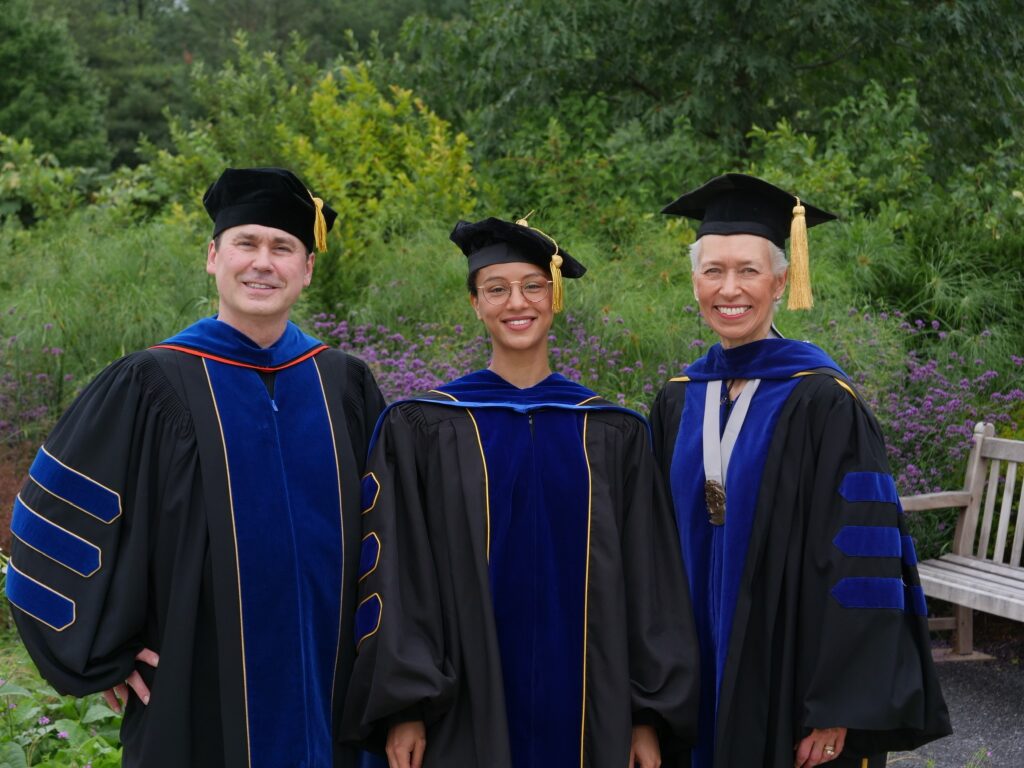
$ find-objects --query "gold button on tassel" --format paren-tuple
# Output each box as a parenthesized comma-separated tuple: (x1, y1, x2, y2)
(787, 197, 813, 310)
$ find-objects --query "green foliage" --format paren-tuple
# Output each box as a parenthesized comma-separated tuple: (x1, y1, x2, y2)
(35, 0, 194, 169)
(0, 629, 122, 767)
(0, 138, 87, 227)
(393, 0, 1024, 173)
(137, 35, 476, 307)
(0, 0, 110, 168)
(0, 208, 213, 400)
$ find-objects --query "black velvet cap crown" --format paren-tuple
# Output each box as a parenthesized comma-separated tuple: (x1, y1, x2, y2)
(449, 217, 586, 277)
(661, 173, 836, 248)
(203, 167, 338, 253)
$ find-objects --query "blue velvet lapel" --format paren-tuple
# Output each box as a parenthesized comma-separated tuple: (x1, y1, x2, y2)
(435, 368, 600, 405)
(669, 339, 844, 768)
(683, 337, 842, 381)
(156, 316, 326, 369)
(367, 369, 645, 452)
(204, 346, 341, 767)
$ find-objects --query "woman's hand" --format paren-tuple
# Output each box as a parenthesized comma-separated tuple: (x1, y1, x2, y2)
(795, 727, 846, 767)
(629, 724, 661, 768)
(386, 720, 426, 768)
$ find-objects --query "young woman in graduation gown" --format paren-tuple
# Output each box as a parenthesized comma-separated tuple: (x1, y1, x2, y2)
(344, 217, 700, 768)
(650, 174, 951, 768)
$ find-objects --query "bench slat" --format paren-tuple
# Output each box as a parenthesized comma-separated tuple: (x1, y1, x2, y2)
(899, 491, 971, 512)
(981, 437, 1024, 463)
(919, 559, 1024, 595)
(975, 460, 1001, 558)
(1011, 479, 1024, 568)
(993, 462, 1018, 562)
(918, 566, 1024, 622)
(940, 554, 1024, 583)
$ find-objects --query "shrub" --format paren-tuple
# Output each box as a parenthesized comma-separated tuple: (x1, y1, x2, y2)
(0, 625, 122, 767)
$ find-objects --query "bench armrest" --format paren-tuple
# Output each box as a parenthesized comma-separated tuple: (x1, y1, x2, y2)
(899, 491, 972, 512)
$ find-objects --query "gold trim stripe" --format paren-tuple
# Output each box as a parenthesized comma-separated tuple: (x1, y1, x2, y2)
(311, 357, 347, 724)
(355, 593, 383, 650)
(361, 472, 381, 516)
(578, 413, 593, 767)
(465, 410, 491, 560)
(202, 359, 253, 768)
(792, 370, 857, 399)
(359, 532, 382, 583)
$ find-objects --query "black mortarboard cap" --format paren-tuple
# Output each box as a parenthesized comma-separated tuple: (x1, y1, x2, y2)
(203, 167, 338, 253)
(660, 173, 835, 248)
(450, 217, 586, 312)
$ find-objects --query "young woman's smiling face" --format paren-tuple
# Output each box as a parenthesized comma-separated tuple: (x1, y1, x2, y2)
(471, 262, 554, 356)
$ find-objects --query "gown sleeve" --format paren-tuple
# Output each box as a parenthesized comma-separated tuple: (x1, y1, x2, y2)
(619, 414, 700, 756)
(649, 381, 685, 481)
(342, 403, 457, 750)
(6, 353, 194, 697)
(795, 377, 951, 752)
(341, 354, 387, 475)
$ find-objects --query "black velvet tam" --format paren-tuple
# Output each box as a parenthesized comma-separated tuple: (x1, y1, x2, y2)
(450, 217, 587, 277)
(203, 167, 338, 252)
(661, 173, 836, 248)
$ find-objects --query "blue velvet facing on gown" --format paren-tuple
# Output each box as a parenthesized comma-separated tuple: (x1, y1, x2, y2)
(669, 339, 842, 768)
(162, 318, 343, 768)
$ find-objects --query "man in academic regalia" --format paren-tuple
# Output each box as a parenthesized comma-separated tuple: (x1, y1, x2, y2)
(5, 167, 386, 768)
(650, 174, 951, 768)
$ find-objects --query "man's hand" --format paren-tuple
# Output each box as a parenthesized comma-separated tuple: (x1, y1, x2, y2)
(629, 724, 661, 768)
(102, 647, 160, 713)
(795, 726, 846, 767)
(386, 720, 426, 768)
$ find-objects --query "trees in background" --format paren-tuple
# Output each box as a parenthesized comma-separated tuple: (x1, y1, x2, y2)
(0, 0, 1022, 333)
(0, 0, 109, 167)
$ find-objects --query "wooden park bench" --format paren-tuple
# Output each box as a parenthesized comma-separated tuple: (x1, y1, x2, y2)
(900, 422, 1024, 656)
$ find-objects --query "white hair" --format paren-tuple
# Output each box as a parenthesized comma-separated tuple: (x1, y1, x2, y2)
(688, 237, 788, 276)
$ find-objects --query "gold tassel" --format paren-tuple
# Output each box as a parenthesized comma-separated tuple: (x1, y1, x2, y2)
(550, 252, 564, 313)
(787, 197, 813, 310)
(309, 191, 328, 252)
(515, 213, 566, 313)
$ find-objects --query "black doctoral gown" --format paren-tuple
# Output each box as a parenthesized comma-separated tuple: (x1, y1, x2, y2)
(6, 318, 385, 768)
(343, 369, 700, 768)
(650, 338, 951, 768)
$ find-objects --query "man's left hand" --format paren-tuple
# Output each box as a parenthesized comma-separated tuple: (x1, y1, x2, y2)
(102, 647, 160, 713)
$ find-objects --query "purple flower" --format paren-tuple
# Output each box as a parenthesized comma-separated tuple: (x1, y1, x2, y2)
(57, 730, 69, 739)
(38, 715, 51, 725)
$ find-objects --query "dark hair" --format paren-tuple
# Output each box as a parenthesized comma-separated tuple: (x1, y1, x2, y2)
(467, 269, 479, 295)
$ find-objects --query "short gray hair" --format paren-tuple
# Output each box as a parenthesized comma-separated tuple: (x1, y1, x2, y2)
(689, 237, 788, 276)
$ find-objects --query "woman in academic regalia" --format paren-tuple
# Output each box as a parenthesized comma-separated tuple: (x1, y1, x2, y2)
(650, 174, 952, 768)
(344, 217, 700, 768)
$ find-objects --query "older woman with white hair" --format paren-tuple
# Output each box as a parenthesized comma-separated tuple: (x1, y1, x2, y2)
(650, 174, 951, 768)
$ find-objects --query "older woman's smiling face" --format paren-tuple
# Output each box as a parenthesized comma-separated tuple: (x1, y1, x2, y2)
(692, 233, 787, 349)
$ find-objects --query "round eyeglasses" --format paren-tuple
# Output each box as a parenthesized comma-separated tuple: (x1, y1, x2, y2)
(477, 279, 553, 305)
